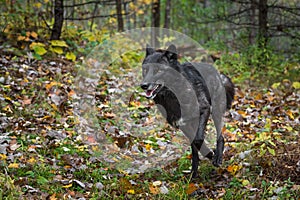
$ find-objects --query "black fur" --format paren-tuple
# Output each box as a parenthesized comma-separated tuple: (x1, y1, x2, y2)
(141, 44, 234, 178)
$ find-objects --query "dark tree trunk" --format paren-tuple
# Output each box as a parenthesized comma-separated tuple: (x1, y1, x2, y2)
(248, 0, 256, 45)
(116, 0, 124, 32)
(124, 2, 131, 30)
(152, 0, 160, 27)
(258, 0, 268, 47)
(203, 0, 210, 8)
(152, 0, 160, 47)
(50, 0, 64, 40)
(164, 0, 171, 29)
(257, 0, 269, 69)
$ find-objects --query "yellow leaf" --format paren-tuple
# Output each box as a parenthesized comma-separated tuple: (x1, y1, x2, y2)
(31, 31, 38, 39)
(3, 105, 13, 113)
(242, 179, 250, 186)
(109, 18, 117, 24)
(34, 2, 42, 8)
(8, 163, 19, 168)
(237, 110, 247, 118)
(185, 183, 198, 195)
(145, 143, 151, 151)
(284, 125, 293, 131)
(45, 81, 58, 90)
(271, 82, 280, 89)
(292, 81, 300, 89)
(87, 35, 96, 42)
(50, 40, 68, 47)
(4, 95, 12, 101)
(30, 42, 45, 49)
(127, 189, 135, 194)
(33, 46, 47, 55)
(286, 110, 294, 120)
(17, 35, 26, 41)
(149, 185, 159, 194)
(137, 10, 144, 15)
(129, 2, 135, 10)
(49, 193, 57, 200)
(62, 183, 73, 188)
(28, 157, 36, 164)
(0, 154, 7, 160)
(66, 52, 76, 61)
(52, 47, 63, 54)
(50, 103, 58, 111)
(142, 0, 152, 4)
(227, 164, 242, 175)
(267, 147, 276, 156)
(41, 115, 51, 120)
(254, 93, 262, 100)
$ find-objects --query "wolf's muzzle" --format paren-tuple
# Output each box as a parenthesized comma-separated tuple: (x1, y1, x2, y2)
(140, 83, 149, 90)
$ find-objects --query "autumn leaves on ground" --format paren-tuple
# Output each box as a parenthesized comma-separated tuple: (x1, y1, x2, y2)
(0, 52, 299, 199)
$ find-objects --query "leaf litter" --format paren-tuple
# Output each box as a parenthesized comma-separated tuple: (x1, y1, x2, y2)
(0, 54, 299, 198)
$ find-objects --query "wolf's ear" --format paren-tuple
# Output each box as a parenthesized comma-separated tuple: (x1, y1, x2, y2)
(164, 44, 177, 61)
(146, 44, 155, 56)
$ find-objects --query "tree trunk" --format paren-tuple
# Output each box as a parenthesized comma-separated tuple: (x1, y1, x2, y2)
(164, 0, 171, 29)
(50, 0, 64, 40)
(248, 0, 256, 45)
(152, 0, 160, 47)
(116, 0, 124, 32)
(258, 0, 268, 47)
(257, 0, 269, 69)
(152, 0, 160, 28)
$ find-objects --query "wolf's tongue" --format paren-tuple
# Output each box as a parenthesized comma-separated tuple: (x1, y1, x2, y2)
(146, 90, 153, 97)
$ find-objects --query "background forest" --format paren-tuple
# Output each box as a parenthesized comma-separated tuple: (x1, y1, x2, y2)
(0, 0, 299, 199)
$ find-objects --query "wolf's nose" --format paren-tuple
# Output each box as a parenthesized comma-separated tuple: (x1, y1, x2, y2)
(140, 83, 149, 90)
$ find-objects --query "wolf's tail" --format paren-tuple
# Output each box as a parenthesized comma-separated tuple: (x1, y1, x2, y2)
(220, 73, 235, 110)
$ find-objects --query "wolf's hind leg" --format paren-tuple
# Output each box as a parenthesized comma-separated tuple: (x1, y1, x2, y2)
(212, 109, 225, 167)
(191, 140, 202, 178)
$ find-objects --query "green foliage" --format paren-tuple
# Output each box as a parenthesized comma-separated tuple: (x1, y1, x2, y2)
(0, 173, 23, 199)
(213, 43, 298, 85)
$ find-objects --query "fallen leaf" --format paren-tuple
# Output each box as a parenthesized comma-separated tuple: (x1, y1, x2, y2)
(28, 157, 36, 164)
(0, 154, 7, 160)
(62, 183, 73, 188)
(8, 163, 19, 168)
(227, 164, 242, 175)
(152, 181, 162, 187)
(149, 185, 159, 194)
(49, 193, 57, 200)
(186, 183, 198, 195)
(127, 189, 135, 194)
(104, 112, 116, 118)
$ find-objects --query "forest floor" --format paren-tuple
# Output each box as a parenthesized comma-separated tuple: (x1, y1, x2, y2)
(0, 55, 299, 199)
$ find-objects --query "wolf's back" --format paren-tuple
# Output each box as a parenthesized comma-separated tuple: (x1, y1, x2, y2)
(189, 63, 234, 110)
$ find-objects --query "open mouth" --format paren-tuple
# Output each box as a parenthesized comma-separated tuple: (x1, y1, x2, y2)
(145, 84, 162, 99)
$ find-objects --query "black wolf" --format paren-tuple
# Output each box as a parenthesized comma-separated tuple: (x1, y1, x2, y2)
(140, 44, 234, 178)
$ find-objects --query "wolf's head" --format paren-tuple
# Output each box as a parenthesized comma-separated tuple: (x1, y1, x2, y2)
(140, 44, 179, 99)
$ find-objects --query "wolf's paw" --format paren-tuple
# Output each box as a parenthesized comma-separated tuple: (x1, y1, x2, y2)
(191, 171, 199, 179)
(212, 153, 222, 167)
